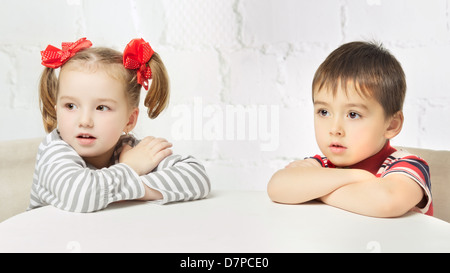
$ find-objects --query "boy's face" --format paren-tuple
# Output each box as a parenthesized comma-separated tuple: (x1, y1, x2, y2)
(313, 86, 394, 167)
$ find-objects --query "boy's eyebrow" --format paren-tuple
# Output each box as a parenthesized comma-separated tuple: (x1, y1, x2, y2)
(313, 100, 330, 107)
(345, 103, 369, 111)
(313, 100, 369, 110)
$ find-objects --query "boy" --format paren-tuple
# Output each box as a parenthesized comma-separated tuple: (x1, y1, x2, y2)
(267, 41, 432, 218)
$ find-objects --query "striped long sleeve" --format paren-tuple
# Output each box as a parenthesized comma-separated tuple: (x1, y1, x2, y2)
(140, 154, 210, 204)
(28, 130, 210, 213)
(28, 131, 145, 212)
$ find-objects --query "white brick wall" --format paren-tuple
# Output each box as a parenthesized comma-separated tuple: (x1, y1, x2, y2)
(1, 0, 449, 191)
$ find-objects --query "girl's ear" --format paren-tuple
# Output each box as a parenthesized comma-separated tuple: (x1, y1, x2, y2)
(124, 107, 139, 134)
(384, 111, 404, 140)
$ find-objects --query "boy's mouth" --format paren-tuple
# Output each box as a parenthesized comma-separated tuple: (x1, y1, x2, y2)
(329, 142, 347, 154)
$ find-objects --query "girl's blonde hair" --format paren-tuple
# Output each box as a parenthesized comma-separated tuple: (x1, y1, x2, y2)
(39, 46, 170, 133)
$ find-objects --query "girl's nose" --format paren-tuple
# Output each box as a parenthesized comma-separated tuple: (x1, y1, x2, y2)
(78, 110, 94, 128)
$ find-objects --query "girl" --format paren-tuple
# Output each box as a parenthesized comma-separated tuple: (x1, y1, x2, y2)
(28, 37, 210, 213)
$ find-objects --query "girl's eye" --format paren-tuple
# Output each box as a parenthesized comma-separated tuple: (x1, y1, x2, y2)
(96, 105, 110, 111)
(348, 112, 361, 119)
(318, 109, 330, 117)
(65, 103, 77, 110)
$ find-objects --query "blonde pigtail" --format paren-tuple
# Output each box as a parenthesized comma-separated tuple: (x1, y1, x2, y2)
(145, 52, 170, 119)
(39, 67, 58, 133)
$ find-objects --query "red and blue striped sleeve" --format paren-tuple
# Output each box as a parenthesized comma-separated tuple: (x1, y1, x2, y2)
(381, 155, 433, 215)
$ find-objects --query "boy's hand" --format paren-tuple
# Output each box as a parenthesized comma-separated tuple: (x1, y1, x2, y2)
(285, 158, 321, 169)
(119, 136, 173, 176)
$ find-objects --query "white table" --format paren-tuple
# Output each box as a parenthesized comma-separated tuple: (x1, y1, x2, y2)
(1, 190, 449, 253)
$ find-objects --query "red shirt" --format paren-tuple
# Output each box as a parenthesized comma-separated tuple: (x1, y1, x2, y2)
(310, 142, 433, 216)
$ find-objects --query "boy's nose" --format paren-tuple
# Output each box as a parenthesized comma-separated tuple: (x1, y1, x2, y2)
(330, 129, 344, 136)
(329, 118, 344, 136)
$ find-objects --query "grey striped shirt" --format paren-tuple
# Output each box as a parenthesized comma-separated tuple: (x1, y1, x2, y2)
(28, 130, 210, 212)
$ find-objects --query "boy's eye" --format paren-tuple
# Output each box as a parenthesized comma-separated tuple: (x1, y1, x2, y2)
(318, 109, 330, 117)
(348, 112, 361, 119)
(96, 105, 110, 111)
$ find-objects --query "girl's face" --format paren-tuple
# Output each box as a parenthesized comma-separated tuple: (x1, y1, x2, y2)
(313, 86, 396, 167)
(56, 68, 138, 168)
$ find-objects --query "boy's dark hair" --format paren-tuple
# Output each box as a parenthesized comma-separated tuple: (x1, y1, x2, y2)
(312, 41, 406, 118)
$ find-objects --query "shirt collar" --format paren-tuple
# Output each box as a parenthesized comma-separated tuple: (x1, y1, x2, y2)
(329, 140, 397, 175)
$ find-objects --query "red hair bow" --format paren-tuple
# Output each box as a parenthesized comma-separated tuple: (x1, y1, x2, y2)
(41, 37, 92, 69)
(123, 38, 154, 91)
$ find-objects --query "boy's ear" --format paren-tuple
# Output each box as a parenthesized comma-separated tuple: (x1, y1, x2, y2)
(124, 107, 139, 133)
(385, 111, 404, 139)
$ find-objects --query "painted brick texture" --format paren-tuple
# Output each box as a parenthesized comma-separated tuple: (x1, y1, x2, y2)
(1, 0, 449, 190)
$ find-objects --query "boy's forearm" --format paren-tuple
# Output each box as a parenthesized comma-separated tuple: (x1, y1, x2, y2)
(267, 167, 374, 204)
(320, 180, 394, 217)
(319, 174, 424, 218)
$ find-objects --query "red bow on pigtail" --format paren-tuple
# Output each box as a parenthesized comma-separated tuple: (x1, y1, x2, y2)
(41, 37, 92, 68)
(123, 38, 154, 91)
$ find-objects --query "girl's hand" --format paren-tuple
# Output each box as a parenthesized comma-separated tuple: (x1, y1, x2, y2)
(119, 136, 173, 176)
(285, 158, 321, 169)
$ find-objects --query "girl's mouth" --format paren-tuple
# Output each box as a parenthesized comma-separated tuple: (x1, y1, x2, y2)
(77, 134, 96, 139)
(76, 134, 97, 145)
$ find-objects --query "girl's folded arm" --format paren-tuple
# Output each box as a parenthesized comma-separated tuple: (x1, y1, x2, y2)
(30, 143, 145, 213)
(139, 154, 210, 204)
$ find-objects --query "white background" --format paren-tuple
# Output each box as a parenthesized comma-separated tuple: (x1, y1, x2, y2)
(1, 0, 449, 190)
